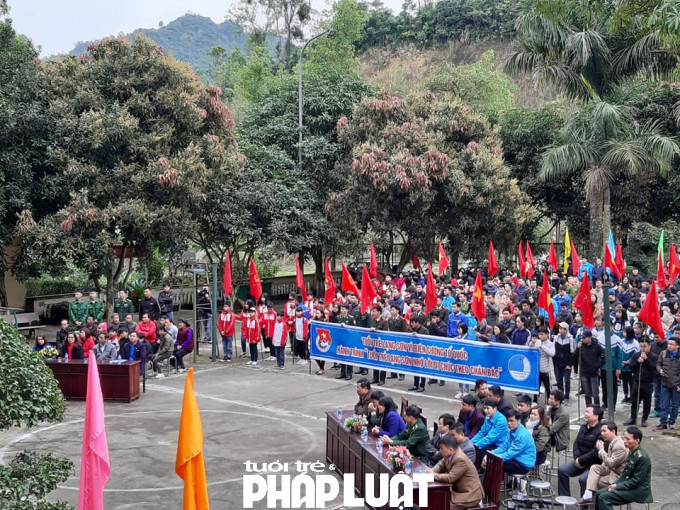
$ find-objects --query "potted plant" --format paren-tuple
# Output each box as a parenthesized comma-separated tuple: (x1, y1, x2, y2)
(343, 414, 368, 433)
(386, 445, 412, 472)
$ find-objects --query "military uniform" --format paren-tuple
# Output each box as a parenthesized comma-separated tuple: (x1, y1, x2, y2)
(409, 325, 430, 391)
(114, 298, 135, 319)
(335, 314, 355, 380)
(391, 418, 430, 462)
(596, 446, 652, 510)
(87, 299, 105, 323)
(68, 300, 89, 327)
(387, 315, 408, 380)
(368, 317, 389, 385)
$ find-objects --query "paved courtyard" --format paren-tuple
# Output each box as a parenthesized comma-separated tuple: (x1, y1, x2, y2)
(2, 347, 680, 509)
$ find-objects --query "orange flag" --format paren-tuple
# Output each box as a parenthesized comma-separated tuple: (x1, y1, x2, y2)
(470, 269, 485, 322)
(341, 261, 360, 297)
(488, 240, 498, 277)
(175, 367, 210, 509)
(438, 241, 449, 276)
(369, 243, 378, 278)
(295, 255, 307, 301)
(425, 263, 437, 314)
(360, 264, 378, 314)
(249, 257, 262, 303)
(638, 279, 665, 339)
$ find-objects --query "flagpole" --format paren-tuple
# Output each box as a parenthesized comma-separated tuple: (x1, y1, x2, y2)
(634, 362, 642, 425)
(211, 263, 218, 362)
(602, 282, 615, 422)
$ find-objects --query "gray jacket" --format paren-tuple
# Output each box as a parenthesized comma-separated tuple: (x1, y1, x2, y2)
(657, 349, 680, 388)
(93, 341, 118, 361)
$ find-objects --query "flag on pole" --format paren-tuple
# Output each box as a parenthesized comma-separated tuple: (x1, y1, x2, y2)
(604, 242, 622, 280)
(295, 255, 307, 302)
(573, 271, 594, 329)
(669, 242, 680, 283)
(411, 251, 421, 270)
(438, 241, 449, 276)
(525, 241, 536, 279)
(175, 367, 210, 510)
(538, 270, 556, 328)
(518, 240, 526, 278)
(324, 258, 336, 305)
(571, 241, 581, 278)
(222, 250, 233, 296)
(78, 359, 110, 510)
(615, 242, 626, 279)
(488, 240, 498, 277)
(369, 243, 378, 278)
(425, 263, 437, 314)
(341, 261, 360, 297)
(657, 230, 668, 289)
(547, 241, 558, 272)
(360, 264, 378, 313)
(638, 279, 665, 339)
(563, 228, 571, 274)
(249, 257, 263, 303)
(470, 269, 485, 322)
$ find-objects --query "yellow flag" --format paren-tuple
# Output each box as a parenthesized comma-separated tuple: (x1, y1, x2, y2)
(564, 228, 571, 274)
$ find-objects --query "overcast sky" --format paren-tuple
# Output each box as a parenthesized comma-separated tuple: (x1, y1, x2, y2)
(8, 0, 401, 57)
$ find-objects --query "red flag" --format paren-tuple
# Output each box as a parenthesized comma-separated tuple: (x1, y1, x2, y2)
(547, 241, 558, 272)
(360, 264, 378, 314)
(324, 258, 336, 305)
(222, 250, 233, 296)
(657, 251, 668, 290)
(341, 261, 360, 297)
(525, 241, 536, 279)
(369, 243, 378, 278)
(573, 271, 594, 329)
(425, 263, 437, 314)
(538, 270, 555, 328)
(669, 242, 680, 282)
(295, 255, 307, 302)
(604, 243, 622, 280)
(638, 279, 665, 338)
(249, 257, 263, 303)
(518, 240, 526, 278)
(571, 241, 581, 277)
(488, 240, 498, 277)
(411, 251, 421, 269)
(470, 269, 485, 322)
(615, 242, 626, 279)
(438, 241, 449, 276)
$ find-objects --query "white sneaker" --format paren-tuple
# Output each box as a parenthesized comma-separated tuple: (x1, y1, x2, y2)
(227, 358, 232, 363)
(155, 373, 165, 379)
(178, 368, 186, 373)
(454, 392, 463, 399)
(251, 361, 257, 366)
(267, 356, 276, 362)
(300, 359, 308, 365)
(246, 361, 253, 365)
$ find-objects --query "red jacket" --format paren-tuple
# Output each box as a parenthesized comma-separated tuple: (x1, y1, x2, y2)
(257, 304, 268, 320)
(272, 320, 289, 347)
(136, 320, 157, 343)
(81, 336, 95, 358)
(292, 317, 310, 341)
(284, 300, 297, 325)
(218, 311, 235, 336)
(262, 310, 277, 338)
(236, 313, 260, 343)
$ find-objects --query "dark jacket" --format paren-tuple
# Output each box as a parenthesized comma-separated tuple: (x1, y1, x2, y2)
(55, 328, 70, 348)
(139, 296, 161, 321)
(121, 341, 147, 374)
(429, 321, 448, 337)
(158, 291, 175, 314)
(59, 342, 84, 360)
(549, 405, 570, 451)
(553, 333, 574, 368)
(457, 407, 485, 439)
(657, 349, 680, 388)
(572, 422, 603, 468)
(629, 350, 659, 385)
(573, 341, 605, 378)
(497, 397, 515, 419)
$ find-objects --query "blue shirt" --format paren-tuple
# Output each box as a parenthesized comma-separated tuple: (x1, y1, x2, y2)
(578, 263, 594, 281)
(442, 296, 454, 312)
(493, 424, 536, 470)
(128, 344, 136, 362)
(447, 311, 466, 337)
(472, 411, 509, 450)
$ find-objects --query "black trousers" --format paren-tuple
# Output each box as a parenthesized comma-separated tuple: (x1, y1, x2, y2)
(600, 370, 618, 409)
(295, 339, 308, 359)
(533, 372, 551, 404)
(630, 381, 653, 422)
(173, 348, 192, 369)
(413, 376, 425, 389)
(372, 370, 386, 383)
(620, 371, 633, 397)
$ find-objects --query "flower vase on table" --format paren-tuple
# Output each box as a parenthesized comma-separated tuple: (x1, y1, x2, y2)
(344, 414, 368, 433)
(386, 445, 412, 473)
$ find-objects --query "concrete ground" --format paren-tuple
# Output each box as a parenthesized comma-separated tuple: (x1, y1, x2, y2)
(2, 333, 680, 509)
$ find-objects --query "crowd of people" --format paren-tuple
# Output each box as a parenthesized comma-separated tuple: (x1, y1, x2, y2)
(351, 376, 652, 510)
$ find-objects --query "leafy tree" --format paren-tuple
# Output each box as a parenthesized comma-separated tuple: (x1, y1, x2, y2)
(539, 94, 679, 259)
(202, 46, 246, 100)
(626, 220, 680, 276)
(0, 319, 73, 509)
(16, 37, 244, 318)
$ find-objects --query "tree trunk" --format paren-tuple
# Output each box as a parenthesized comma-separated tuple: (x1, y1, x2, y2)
(311, 246, 323, 296)
(589, 185, 605, 260)
(602, 183, 611, 259)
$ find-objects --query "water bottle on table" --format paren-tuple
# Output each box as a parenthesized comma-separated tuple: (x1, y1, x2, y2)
(117, 354, 122, 364)
(404, 458, 412, 475)
(361, 426, 368, 444)
(337, 406, 342, 421)
(64, 353, 68, 363)
(376, 437, 383, 452)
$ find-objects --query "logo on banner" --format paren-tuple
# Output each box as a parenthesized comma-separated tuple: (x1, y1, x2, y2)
(315, 328, 332, 353)
(508, 354, 531, 382)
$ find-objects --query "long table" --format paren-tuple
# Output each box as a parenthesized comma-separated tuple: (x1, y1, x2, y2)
(47, 360, 141, 402)
(326, 410, 451, 509)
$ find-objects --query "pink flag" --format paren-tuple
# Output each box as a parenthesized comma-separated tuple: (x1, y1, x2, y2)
(78, 359, 110, 510)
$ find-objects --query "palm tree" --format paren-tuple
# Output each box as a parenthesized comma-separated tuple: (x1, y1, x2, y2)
(540, 91, 679, 258)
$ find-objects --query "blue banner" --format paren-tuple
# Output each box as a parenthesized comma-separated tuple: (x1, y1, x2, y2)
(310, 322, 540, 393)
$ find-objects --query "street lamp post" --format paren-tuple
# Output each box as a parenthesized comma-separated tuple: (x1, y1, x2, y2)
(298, 29, 335, 171)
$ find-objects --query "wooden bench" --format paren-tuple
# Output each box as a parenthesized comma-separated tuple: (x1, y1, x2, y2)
(0, 312, 44, 338)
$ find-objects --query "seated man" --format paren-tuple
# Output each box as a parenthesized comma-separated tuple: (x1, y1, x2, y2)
(595, 427, 652, 510)
(381, 405, 429, 463)
(516, 394, 532, 425)
(451, 423, 476, 464)
(484, 411, 536, 475)
(581, 421, 627, 504)
(549, 389, 570, 452)
(92, 332, 117, 361)
(458, 394, 485, 439)
(354, 378, 372, 416)
(121, 332, 147, 374)
(427, 413, 456, 466)
(557, 405, 604, 497)
(471, 398, 509, 454)
(151, 324, 175, 379)
(472, 378, 489, 410)
(489, 385, 515, 418)
(425, 435, 484, 510)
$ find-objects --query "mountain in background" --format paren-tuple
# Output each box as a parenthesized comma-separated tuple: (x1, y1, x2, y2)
(71, 14, 276, 71)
